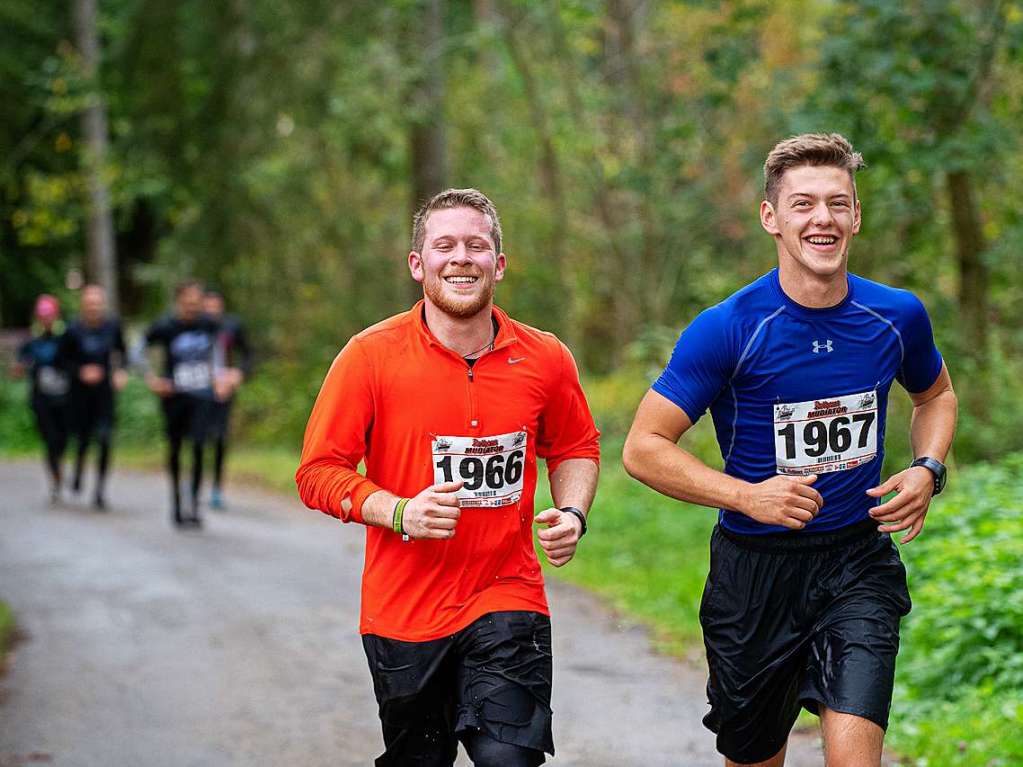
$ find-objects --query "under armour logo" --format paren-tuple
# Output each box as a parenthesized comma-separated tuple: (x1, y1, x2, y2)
(812, 339, 834, 354)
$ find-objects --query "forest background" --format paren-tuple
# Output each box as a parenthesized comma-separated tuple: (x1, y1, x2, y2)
(2, 1, 1023, 764)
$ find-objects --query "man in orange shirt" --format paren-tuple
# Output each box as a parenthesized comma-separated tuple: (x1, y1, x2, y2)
(296, 188, 600, 767)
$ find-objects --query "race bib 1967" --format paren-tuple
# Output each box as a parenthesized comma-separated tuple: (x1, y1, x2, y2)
(432, 430, 527, 508)
(774, 390, 878, 476)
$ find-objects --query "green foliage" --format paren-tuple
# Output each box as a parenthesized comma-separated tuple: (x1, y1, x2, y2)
(0, 600, 15, 656)
(0, 376, 37, 453)
(887, 454, 1023, 764)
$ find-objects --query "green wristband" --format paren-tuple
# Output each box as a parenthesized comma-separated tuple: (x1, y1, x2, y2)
(392, 498, 410, 536)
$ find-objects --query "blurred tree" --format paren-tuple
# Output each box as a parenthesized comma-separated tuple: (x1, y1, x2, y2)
(73, 0, 119, 309)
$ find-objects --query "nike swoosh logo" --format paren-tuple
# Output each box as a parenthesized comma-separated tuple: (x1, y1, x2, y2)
(508, 357, 526, 364)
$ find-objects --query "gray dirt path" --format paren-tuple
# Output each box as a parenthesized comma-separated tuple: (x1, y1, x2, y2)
(0, 460, 827, 766)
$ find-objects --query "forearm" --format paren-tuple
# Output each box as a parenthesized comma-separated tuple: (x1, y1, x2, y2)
(910, 389, 957, 461)
(361, 489, 401, 529)
(548, 458, 599, 514)
(623, 433, 750, 513)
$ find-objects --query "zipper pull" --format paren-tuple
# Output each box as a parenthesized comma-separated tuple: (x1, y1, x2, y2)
(467, 367, 474, 382)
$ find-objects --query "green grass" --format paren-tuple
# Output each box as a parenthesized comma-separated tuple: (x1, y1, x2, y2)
(0, 601, 15, 658)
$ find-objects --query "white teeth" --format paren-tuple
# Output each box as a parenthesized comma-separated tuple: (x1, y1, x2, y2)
(445, 276, 477, 284)
(807, 236, 837, 245)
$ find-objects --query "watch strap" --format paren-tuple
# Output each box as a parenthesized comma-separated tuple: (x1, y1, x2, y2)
(910, 457, 947, 495)
(560, 506, 587, 538)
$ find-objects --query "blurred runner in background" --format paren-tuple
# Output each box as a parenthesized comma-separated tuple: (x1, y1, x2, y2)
(140, 280, 245, 528)
(62, 285, 128, 510)
(140, 281, 220, 528)
(202, 288, 252, 510)
(14, 294, 71, 503)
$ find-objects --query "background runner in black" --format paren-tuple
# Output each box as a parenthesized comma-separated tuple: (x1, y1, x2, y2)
(141, 280, 220, 527)
(13, 294, 71, 502)
(61, 284, 128, 510)
(202, 289, 252, 510)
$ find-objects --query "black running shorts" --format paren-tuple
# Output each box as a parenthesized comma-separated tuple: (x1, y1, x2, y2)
(161, 395, 213, 443)
(362, 611, 554, 767)
(699, 518, 911, 764)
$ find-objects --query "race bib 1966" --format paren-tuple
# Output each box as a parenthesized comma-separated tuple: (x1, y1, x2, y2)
(774, 390, 878, 476)
(432, 430, 527, 508)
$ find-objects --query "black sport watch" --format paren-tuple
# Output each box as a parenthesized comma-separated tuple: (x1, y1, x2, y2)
(560, 506, 587, 538)
(910, 457, 947, 496)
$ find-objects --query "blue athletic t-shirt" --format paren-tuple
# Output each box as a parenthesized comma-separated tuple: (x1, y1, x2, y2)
(653, 269, 943, 534)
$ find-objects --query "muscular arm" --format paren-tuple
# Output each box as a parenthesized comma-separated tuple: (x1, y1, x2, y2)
(549, 458, 599, 514)
(533, 457, 599, 567)
(909, 362, 957, 461)
(623, 390, 823, 529)
(623, 390, 747, 510)
(868, 362, 957, 542)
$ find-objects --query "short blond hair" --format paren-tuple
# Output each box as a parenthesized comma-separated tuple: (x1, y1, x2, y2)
(411, 188, 502, 254)
(764, 133, 865, 206)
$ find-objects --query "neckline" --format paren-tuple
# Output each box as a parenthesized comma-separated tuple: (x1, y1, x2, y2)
(769, 268, 854, 318)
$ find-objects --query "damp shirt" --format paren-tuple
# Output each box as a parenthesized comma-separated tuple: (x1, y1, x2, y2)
(653, 269, 943, 535)
(18, 331, 70, 402)
(143, 316, 221, 399)
(296, 302, 601, 642)
(62, 318, 127, 390)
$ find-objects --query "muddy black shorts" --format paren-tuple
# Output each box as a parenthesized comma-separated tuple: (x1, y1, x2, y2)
(699, 518, 912, 764)
(362, 611, 554, 767)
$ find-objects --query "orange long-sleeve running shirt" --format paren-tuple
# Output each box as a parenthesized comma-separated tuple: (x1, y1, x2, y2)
(296, 302, 600, 642)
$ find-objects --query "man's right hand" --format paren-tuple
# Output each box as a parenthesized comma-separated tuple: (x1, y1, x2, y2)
(739, 474, 822, 529)
(401, 480, 464, 539)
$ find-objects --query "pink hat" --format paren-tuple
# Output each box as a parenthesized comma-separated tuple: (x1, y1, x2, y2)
(34, 294, 60, 320)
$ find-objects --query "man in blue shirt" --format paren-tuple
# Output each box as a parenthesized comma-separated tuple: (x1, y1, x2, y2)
(624, 134, 957, 766)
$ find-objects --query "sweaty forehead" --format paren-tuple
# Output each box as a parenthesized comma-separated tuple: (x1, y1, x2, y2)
(425, 207, 495, 242)
(780, 165, 855, 198)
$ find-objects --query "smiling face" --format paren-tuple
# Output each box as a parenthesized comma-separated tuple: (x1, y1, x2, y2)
(408, 206, 506, 320)
(760, 164, 861, 280)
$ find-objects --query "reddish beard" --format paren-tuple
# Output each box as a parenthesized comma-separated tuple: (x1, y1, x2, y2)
(423, 273, 495, 318)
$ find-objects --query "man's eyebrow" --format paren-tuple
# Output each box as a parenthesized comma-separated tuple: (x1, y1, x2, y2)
(786, 191, 852, 200)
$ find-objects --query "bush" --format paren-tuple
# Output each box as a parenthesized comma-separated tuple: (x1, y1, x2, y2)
(887, 454, 1023, 765)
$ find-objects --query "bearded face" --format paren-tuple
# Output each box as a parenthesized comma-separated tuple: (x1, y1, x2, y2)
(410, 207, 506, 320)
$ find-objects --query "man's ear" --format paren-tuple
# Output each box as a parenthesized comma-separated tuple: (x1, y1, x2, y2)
(760, 199, 780, 236)
(408, 251, 424, 283)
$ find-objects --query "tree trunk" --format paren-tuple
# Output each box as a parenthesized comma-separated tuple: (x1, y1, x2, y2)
(406, 0, 447, 304)
(945, 169, 989, 359)
(73, 0, 118, 311)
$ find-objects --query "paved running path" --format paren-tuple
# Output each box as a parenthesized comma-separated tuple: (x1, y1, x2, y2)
(0, 461, 826, 766)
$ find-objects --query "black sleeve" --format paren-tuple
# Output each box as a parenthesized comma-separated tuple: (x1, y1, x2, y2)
(59, 326, 82, 375)
(113, 319, 128, 368)
(231, 319, 254, 376)
(16, 339, 33, 366)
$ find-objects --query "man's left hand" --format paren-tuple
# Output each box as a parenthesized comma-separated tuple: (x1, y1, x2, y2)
(534, 508, 583, 567)
(867, 466, 935, 543)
